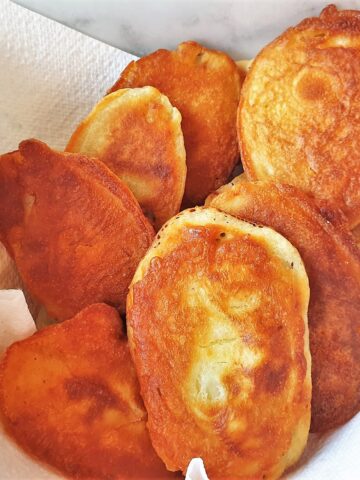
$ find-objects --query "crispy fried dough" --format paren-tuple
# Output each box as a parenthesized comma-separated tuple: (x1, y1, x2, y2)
(0, 304, 176, 479)
(127, 207, 311, 479)
(239, 5, 360, 228)
(67, 87, 186, 230)
(207, 179, 360, 432)
(0, 140, 154, 321)
(109, 41, 241, 207)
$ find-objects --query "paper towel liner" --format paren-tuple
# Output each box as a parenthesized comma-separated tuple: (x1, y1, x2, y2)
(1, 0, 360, 478)
(0, 0, 136, 153)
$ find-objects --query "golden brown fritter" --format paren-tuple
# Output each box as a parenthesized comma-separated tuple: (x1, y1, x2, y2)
(0, 140, 154, 321)
(127, 207, 311, 479)
(239, 5, 360, 229)
(109, 41, 242, 207)
(207, 179, 360, 432)
(0, 303, 177, 479)
(67, 86, 186, 230)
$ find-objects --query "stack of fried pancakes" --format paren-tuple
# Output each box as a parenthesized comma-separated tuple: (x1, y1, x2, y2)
(0, 5, 359, 480)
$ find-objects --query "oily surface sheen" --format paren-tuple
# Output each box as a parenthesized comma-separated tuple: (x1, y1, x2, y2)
(110, 41, 241, 207)
(127, 208, 311, 480)
(0, 140, 154, 321)
(67, 87, 186, 230)
(239, 5, 360, 229)
(207, 179, 360, 432)
(0, 304, 176, 479)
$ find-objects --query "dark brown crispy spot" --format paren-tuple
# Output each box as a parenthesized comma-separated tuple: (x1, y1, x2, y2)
(257, 364, 289, 394)
(144, 209, 156, 226)
(65, 376, 128, 422)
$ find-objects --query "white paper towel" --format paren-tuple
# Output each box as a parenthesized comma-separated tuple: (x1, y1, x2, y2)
(0, 1, 359, 479)
(0, 0, 136, 152)
(0, 290, 35, 354)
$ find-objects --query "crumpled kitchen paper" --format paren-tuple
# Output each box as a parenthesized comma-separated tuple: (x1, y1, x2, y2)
(0, 1, 359, 479)
(0, 0, 135, 153)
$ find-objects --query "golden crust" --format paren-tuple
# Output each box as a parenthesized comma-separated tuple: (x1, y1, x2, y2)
(207, 179, 360, 432)
(109, 41, 242, 207)
(67, 87, 186, 230)
(127, 207, 311, 479)
(239, 5, 360, 228)
(0, 140, 154, 321)
(0, 304, 176, 479)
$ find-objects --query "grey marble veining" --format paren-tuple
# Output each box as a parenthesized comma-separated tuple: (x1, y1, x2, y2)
(11, 0, 360, 59)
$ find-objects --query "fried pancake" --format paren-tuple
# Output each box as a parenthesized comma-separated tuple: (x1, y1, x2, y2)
(0, 140, 154, 321)
(127, 207, 311, 479)
(207, 179, 360, 432)
(109, 41, 241, 207)
(0, 303, 176, 479)
(67, 87, 186, 230)
(239, 5, 360, 228)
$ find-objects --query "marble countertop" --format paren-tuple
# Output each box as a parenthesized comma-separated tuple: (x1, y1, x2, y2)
(13, 0, 360, 60)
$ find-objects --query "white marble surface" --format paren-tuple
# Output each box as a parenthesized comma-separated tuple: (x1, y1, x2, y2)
(12, 0, 360, 59)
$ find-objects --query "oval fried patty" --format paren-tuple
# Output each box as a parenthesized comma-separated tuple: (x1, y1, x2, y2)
(127, 207, 311, 479)
(0, 304, 176, 479)
(239, 5, 360, 228)
(67, 87, 186, 230)
(207, 179, 360, 432)
(109, 41, 241, 207)
(0, 140, 154, 320)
